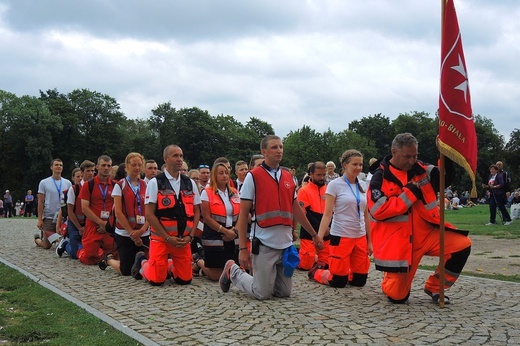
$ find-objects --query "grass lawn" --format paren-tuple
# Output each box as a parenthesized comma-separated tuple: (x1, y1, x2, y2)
(0, 264, 141, 345)
(443, 204, 520, 238)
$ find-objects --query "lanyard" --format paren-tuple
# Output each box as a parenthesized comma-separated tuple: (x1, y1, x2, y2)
(53, 179, 62, 205)
(98, 184, 109, 211)
(126, 176, 142, 215)
(343, 175, 360, 218)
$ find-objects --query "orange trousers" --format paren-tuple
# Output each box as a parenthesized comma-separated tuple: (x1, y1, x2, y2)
(77, 226, 117, 265)
(142, 235, 192, 285)
(312, 235, 370, 287)
(381, 227, 471, 302)
(298, 238, 330, 270)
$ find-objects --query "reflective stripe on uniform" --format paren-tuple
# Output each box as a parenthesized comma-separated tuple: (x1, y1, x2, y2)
(255, 210, 293, 222)
(374, 258, 409, 268)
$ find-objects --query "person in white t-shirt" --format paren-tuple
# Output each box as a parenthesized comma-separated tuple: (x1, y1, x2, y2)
(35, 158, 73, 249)
(311, 149, 372, 288)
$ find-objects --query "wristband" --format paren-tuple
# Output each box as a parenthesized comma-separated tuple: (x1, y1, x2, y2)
(239, 247, 248, 251)
(218, 225, 223, 233)
(165, 236, 171, 243)
(187, 235, 194, 242)
(312, 233, 318, 238)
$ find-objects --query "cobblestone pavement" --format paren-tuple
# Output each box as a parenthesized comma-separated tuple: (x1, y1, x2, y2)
(1, 218, 519, 345)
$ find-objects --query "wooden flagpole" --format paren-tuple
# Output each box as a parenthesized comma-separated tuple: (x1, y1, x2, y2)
(438, 0, 447, 308)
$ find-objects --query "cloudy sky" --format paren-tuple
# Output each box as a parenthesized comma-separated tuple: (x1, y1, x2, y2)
(1, 0, 519, 141)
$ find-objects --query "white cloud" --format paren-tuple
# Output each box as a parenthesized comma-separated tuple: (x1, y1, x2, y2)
(0, 0, 518, 143)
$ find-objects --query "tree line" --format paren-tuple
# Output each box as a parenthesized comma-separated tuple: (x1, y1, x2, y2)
(1, 88, 518, 203)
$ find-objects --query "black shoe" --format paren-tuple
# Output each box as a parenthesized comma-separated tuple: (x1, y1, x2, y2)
(425, 289, 450, 305)
(308, 261, 328, 280)
(131, 251, 146, 280)
(98, 253, 113, 271)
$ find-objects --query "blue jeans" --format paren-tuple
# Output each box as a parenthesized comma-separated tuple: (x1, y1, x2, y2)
(66, 222, 83, 259)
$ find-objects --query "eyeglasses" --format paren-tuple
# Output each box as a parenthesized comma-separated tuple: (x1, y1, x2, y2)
(198, 165, 209, 169)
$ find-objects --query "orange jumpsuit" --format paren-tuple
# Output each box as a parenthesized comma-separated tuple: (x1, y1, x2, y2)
(368, 156, 471, 303)
(77, 176, 118, 265)
(142, 173, 196, 285)
(296, 180, 329, 269)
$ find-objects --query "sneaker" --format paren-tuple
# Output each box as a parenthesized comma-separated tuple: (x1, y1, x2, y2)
(98, 253, 113, 271)
(308, 261, 328, 280)
(56, 237, 69, 258)
(192, 253, 202, 277)
(485, 222, 496, 226)
(131, 251, 146, 280)
(425, 289, 450, 305)
(504, 221, 512, 226)
(219, 260, 235, 293)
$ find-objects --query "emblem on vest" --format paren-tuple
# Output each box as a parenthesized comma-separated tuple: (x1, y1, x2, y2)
(162, 197, 172, 206)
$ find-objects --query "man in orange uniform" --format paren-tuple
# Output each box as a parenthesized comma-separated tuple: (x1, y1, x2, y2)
(132, 145, 201, 285)
(296, 161, 329, 270)
(368, 133, 471, 304)
(78, 155, 118, 265)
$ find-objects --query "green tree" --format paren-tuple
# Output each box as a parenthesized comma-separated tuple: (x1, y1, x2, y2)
(503, 128, 519, 190)
(474, 115, 504, 187)
(348, 113, 394, 158)
(0, 91, 61, 199)
(283, 125, 323, 173)
(39, 89, 83, 175)
(68, 89, 127, 164)
(392, 111, 438, 165)
(120, 118, 160, 164)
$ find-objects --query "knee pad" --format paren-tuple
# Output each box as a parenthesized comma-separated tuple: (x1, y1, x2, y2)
(329, 275, 348, 288)
(349, 273, 368, 287)
(387, 291, 410, 304)
(446, 245, 471, 273)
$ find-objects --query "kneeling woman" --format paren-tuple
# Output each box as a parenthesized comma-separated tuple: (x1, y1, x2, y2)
(310, 149, 372, 287)
(101, 152, 150, 275)
(195, 162, 240, 280)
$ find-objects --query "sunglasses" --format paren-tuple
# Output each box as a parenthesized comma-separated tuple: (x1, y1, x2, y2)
(198, 164, 209, 169)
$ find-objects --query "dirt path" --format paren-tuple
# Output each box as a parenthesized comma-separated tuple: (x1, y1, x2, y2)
(420, 234, 520, 276)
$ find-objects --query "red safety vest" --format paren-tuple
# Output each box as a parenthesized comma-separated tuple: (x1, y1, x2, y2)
(202, 187, 240, 247)
(115, 178, 147, 230)
(250, 166, 295, 228)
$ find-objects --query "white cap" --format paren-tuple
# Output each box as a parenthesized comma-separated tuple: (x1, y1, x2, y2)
(5, 190, 9, 193)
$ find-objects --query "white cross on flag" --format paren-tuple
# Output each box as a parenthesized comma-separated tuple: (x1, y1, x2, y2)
(438, 0, 477, 197)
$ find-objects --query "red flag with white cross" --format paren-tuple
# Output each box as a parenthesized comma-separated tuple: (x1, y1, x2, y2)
(438, 0, 477, 197)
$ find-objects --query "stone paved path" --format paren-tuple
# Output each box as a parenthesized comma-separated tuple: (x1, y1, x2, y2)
(1, 218, 519, 345)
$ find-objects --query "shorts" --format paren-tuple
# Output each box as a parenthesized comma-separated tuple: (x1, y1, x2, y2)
(42, 218, 57, 239)
(203, 240, 238, 269)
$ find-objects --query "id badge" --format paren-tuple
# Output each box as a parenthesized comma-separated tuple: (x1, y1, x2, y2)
(136, 215, 145, 225)
(100, 210, 110, 219)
